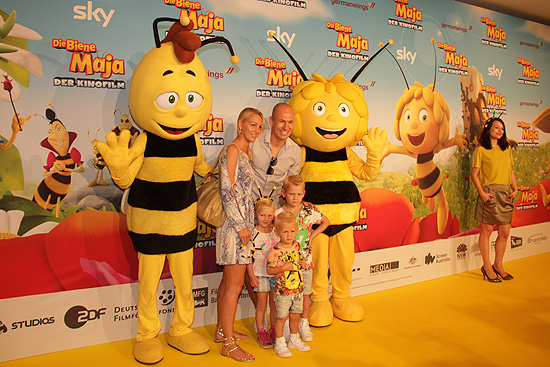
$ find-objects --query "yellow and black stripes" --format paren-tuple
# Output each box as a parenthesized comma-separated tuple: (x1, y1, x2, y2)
(416, 151, 442, 199)
(302, 147, 361, 237)
(33, 154, 74, 209)
(127, 132, 199, 255)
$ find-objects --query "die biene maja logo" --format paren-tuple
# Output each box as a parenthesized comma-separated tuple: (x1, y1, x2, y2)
(480, 17, 507, 49)
(51, 38, 126, 89)
(388, 0, 423, 31)
(517, 121, 539, 146)
(437, 42, 468, 76)
(481, 84, 506, 117)
(198, 114, 225, 146)
(254, 57, 298, 99)
(325, 21, 369, 62)
(517, 58, 540, 86)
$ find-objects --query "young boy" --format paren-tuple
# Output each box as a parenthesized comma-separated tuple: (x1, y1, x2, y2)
(267, 212, 310, 357)
(247, 198, 278, 348)
(276, 174, 330, 341)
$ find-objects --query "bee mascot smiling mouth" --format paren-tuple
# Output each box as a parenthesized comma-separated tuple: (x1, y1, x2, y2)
(271, 35, 392, 327)
(98, 13, 238, 364)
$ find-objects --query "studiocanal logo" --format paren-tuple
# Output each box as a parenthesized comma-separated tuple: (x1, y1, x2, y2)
(370, 261, 399, 275)
(64, 305, 106, 329)
(456, 243, 468, 260)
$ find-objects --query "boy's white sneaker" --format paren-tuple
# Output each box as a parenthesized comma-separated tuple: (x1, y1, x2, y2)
(299, 319, 313, 341)
(274, 338, 292, 358)
(288, 334, 310, 352)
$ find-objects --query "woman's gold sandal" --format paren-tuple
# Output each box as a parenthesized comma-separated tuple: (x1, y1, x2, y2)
(214, 324, 249, 343)
(221, 336, 254, 362)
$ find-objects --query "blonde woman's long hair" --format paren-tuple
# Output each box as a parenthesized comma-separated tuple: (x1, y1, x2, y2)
(237, 107, 264, 160)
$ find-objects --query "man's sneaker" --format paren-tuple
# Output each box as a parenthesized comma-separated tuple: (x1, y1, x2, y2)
(274, 338, 292, 357)
(257, 329, 273, 348)
(299, 319, 313, 341)
(288, 334, 310, 352)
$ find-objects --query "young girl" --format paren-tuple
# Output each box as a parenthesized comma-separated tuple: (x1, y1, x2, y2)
(471, 117, 518, 283)
(247, 198, 278, 348)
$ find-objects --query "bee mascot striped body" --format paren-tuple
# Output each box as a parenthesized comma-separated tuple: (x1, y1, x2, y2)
(288, 73, 388, 326)
(98, 14, 238, 364)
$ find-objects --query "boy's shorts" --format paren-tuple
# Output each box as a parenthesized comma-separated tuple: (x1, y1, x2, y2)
(254, 276, 276, 292)
(302, 269, 312, 296)
(275, 292, 303, 319)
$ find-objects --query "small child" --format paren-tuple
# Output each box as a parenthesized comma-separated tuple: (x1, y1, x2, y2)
(247, 198, 278, 348)
(276, 174, 330, 341)
(267, 212, 310, 357)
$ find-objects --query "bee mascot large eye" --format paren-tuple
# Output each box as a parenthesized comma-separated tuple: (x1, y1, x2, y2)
(272, 35, 391, 327)
(97, 13, 238, 365)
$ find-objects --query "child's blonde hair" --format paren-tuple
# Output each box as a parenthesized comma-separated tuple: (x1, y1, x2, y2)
(255, 197, 275, 213)
(282, 174, 305, 191)
(275, 211, 297, 231)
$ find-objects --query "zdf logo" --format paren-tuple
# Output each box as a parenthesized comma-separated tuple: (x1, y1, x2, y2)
(64, 305, 106, 329)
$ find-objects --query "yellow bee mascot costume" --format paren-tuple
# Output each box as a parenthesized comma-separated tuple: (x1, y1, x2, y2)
(271, 36, 391, 326)
(98, 13, 238, 364)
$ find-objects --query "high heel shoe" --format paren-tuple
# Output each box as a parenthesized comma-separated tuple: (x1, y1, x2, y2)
(493, 265, 514, 280)
(481, 266, 502, 283)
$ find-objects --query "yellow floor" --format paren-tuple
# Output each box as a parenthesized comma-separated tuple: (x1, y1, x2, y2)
(3, 253, 550, 367)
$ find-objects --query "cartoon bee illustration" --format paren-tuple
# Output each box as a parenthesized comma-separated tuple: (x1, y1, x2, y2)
(88, 128, 107, 186)
(271, 34, 391, 326)
(97, 13, 238, 364)
(33, 106, 84, 218)
(385, 39, 467, 234)
(112, 108, 139, 146)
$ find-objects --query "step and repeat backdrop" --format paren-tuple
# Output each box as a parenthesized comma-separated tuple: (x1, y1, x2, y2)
(0, 0, 549, 361)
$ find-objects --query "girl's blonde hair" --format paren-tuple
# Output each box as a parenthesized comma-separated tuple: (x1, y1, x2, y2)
(255, 197, 275, 212)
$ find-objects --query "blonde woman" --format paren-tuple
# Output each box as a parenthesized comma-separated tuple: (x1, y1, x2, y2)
(215, 107, 264, 362)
